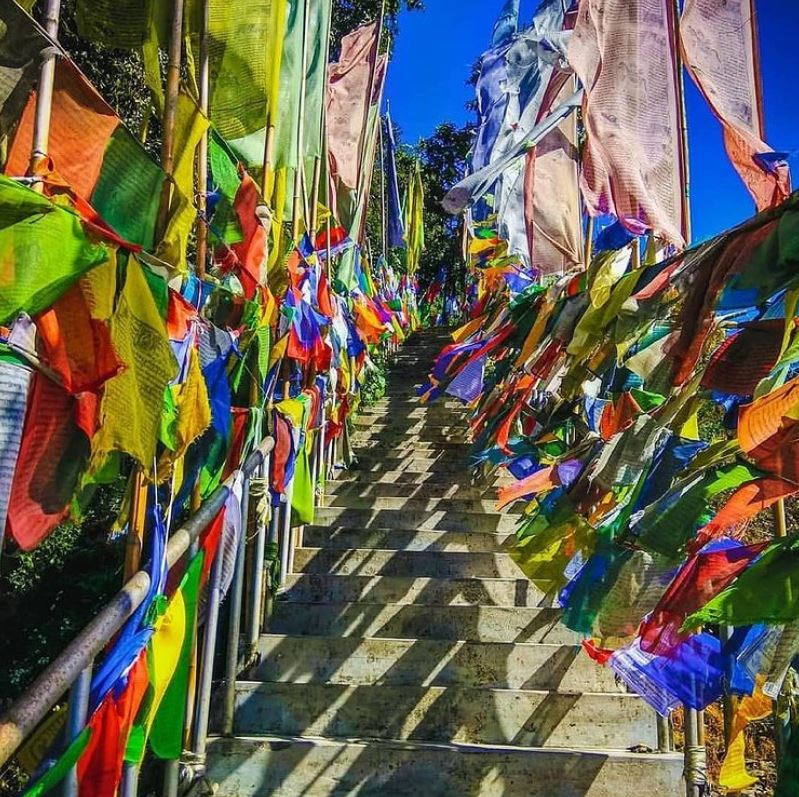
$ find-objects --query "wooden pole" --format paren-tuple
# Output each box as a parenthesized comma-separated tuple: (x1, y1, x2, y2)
(155, 0, 186, 240)
(379, 111, 388, 259)
(672, 0, 691, 245)
(129, 0, 183, 582)
(583, 215, 594, 265)
(309, 0, 333, 239)
(292, 0, 312, 240)
(28, 0, 62, 188)
(194, 0, 211, 278)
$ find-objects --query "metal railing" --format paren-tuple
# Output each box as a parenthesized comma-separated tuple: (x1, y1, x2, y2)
(0, 436, 286, 795)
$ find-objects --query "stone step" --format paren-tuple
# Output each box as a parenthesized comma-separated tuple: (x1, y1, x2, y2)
(352, 437, 471, 451)
(332, 469, 510, 488)
(312, 507, 517, 533)
(253, 636, 623, 692)
(321, 495, 513, 515)
(231, 682, 658, 749)
(326, 480, 497, 500)
(351, 428, 470, 443)
(346, 456, 474, 474)
(353, 411, 469, 424)
(207, 736, 684, 797)
(279, 574, 546, 607)
(369, 399, 466, 410)
(293, 548, 523, 579)
(268, 603, 569, 643)
(302, 527, 511, 553)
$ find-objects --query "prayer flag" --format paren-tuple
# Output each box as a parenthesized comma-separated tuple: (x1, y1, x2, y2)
(91, 258, 178, 478)
(567, 0, 686, 246)
(383, 113, 405, 249)
(327, 21, 379, 192)
(0, 177, 109, 323)
(6, 374, 89, 550)
(681, 0, 791, 211)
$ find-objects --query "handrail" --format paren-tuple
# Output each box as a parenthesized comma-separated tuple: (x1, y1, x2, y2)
(0, 437, 275, 770)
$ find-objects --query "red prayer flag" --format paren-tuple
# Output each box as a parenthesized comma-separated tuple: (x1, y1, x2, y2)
(639, 542, 766, 656)
(77, 651, 149, 797)
(6, 374, 89, 550)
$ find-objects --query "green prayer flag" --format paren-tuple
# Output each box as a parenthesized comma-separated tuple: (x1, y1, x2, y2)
(148, 552, 204, 760)
(775, 720, 799, 797)
(273, 0, 306, 170)
(302, 0, 332, 160)
(634, 462, 762, 560)
(191, 0, 281, 140)
(208, 132, 244, 245)
(0, 176, 109, 323)
(22, 727, 92, 797)
(684, 537, 799, 630)
(91, 126, 164, 250)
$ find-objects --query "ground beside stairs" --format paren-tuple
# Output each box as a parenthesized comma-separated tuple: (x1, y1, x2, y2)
(206, 329, 684, 796)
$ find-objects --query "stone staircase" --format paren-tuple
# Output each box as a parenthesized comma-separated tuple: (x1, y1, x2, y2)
(207, 330, 683, 795)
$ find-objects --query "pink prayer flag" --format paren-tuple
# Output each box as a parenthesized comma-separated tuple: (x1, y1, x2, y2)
(568, 0, 686, 246)
(524, 82, 583, 276)
(680, 0, 791, 211)
(327, 21, 380, 192)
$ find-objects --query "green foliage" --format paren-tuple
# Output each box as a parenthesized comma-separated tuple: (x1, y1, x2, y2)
(360, 347, 388, 406)
(0, 482, 127, 703)
(331, 0, 424, 56)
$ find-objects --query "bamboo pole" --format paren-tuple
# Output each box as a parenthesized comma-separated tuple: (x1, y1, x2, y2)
(309, 0, 334, 239)
(379, 111, 388, 259)
(194, 0, 211, 278)
(126, 0, 184, 585)
(28, 0, 62, 188)
(155, 0, 186, 241)
(672, 0, 691, 245)
(583, 215, 594, 265)
(292, 0, 312, 239)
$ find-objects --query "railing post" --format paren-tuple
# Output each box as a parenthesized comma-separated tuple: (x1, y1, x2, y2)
(278, 478, 295, 593)
(246, 459, 269, 653)
(62, 666, 92, 797)
(222, 476, 252, 735)
(191, 489, 228, 760)
(684, 705, 706, 797)
(657, 713, 673, 753)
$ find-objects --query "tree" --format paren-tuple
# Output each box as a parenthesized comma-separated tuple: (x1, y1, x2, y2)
(331, 0, 424, 56)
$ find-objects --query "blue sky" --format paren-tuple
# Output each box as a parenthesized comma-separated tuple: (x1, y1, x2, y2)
(385, 0, 799, 243)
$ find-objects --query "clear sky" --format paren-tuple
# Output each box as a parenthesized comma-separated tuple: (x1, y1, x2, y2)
(385, 0, 799, 243)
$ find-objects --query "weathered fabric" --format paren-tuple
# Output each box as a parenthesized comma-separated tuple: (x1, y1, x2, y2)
(568, 0, 685, 245)
(327, 21, 379, 191)
(0, 177, 109, 323)
(681, 0, 791, 211)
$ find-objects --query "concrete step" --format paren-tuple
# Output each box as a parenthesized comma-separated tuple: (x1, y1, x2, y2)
(326, 480, 497, 500)
(293, 548, 522, 579)
(280, 574, 546, 607)
(253, 636, 623, 692)
(207, 736, 684, 797)
(321, 495, 515, 515)
(353, 410, 470, 424)
(369, 399, 467, 410)
(231, 682, 658, 749)
(332, 469, 510, 488)
(352, 438, 471, 451)
(312, 507, 517, 533)
(268, 603, 569, 643)
(351, 431, 470, 445)
(352, 419, 468, 433)
(302, 527, 511, 553)
(345, 456, 474, 474)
